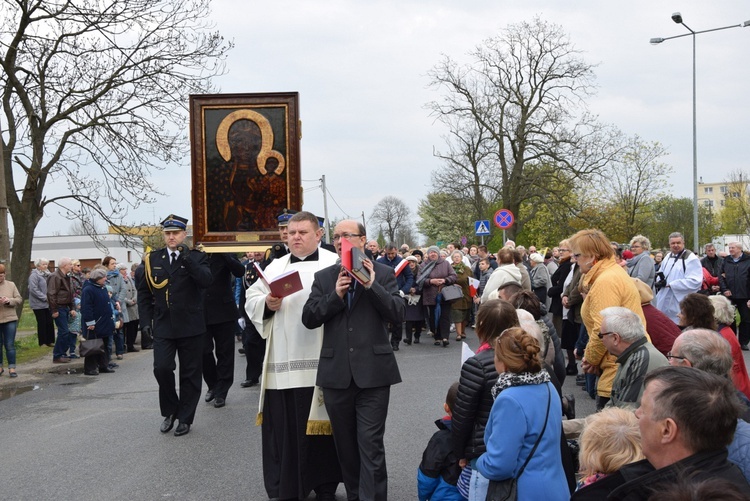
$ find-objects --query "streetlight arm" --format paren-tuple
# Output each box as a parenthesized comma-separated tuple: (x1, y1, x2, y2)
(651, 22, 748, 44)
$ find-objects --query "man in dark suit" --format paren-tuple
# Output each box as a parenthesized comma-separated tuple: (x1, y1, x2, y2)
(137, 214, 212, 437)
(302, 220, 404, 501)
(202, 253, 245, 408)
(377, 242, 414, 350)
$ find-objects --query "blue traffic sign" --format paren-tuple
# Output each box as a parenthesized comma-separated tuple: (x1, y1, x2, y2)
(475, 220, 491, 236)
(494, 209, 514, 229)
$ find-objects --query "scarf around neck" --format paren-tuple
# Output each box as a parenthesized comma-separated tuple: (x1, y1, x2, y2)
(491, 370, 551, 399)
(416, 258, 439, 288)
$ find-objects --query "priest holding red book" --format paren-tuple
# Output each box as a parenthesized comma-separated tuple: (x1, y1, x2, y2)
(245, 210, 341, 501)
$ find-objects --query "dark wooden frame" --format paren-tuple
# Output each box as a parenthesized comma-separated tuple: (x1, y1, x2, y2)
(189, 92, 301, 250)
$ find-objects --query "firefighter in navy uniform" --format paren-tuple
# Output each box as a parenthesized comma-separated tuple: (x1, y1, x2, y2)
(137, 214, 212, 437)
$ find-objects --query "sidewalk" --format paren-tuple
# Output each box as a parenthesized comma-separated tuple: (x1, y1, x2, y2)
(0, 329, 143, 390)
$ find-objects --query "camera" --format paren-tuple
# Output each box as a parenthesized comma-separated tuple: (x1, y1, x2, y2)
(654, 272, 667, 291)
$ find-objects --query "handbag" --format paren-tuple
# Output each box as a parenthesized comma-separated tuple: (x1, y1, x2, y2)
(486, 384, 551, 501)
(79, 334, 105, 357)
(440, 284, 463, 302)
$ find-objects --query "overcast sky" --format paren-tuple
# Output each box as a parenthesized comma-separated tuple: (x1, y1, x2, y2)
(33, 0, 750, 239)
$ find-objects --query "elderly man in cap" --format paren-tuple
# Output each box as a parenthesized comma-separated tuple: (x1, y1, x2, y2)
(137, 214, 211, 437)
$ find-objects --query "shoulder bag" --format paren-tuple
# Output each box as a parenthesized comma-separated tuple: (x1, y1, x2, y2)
(79, 331, 105, 358)
(441, 284, 463, 302)
(485, 384, 551, 501)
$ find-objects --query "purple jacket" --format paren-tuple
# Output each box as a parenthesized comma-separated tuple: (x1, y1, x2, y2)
(420, 258, 457, 306)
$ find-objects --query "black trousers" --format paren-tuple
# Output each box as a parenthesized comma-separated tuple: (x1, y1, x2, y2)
(125, 320, 139, 350)
(324, 383, 391, 501)
(83, 335, 110, 373)
(33, 308, 55, 346)
(732, 298, 750, 346)
(153, 335, 203, 424)
(427, 303, 451, 342)
(242, 321, 265, 383)
(388, 321, 403, 346)
(262, 388, 341, 499)
(202, 320, 236, 398)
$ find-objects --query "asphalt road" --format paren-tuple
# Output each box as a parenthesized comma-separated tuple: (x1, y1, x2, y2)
(0, 328, 596, 501)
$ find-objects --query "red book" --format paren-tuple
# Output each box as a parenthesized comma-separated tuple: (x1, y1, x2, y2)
(340, 237, 371, 285)
(394, 259, 409, 277)
(254, 262, 303, 298)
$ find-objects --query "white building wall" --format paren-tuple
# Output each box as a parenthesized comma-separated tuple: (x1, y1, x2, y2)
(26, 234, 145, 268)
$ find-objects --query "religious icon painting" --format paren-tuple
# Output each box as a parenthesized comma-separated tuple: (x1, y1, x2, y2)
(190, 92, 301, 250)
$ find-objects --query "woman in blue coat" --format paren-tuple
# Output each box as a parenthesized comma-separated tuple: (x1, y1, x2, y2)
(81, 268, 116, 376)
(475, 327, 568, 501)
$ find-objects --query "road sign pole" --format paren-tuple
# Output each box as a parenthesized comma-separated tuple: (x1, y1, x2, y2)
(503, 230, 506, 246)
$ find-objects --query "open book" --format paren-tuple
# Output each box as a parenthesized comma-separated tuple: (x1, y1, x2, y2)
(253, 262, 303, 298)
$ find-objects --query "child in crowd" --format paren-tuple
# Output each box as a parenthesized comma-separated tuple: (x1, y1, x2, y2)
(571, 407, 644, 500)
(473, 258, 492, 306)
(67, 297, 82, 358)
(417, 382, 463, 501)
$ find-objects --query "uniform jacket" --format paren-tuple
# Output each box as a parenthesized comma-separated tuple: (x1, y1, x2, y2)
(452, 349, 498, 460)
(720, 252, 750, 300)
(204, 253, 245, 325)
(302, 260, 403, 389)
(47, 268, 73, 310)
(581, 257, 647, 398)
(136, 247, 212, 339)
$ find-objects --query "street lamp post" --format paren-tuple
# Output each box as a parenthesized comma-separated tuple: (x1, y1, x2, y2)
(650, 13, 750, 253)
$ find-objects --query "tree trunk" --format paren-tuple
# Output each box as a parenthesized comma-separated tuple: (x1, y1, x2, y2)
(9, 197, 44, 317)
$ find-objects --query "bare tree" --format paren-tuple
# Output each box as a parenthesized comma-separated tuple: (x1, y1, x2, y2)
(0, 0, 231, 302)
(595, 137, 673, 240)
(719, 170, 750, 235)
(427, 17, 621, 240)
(370, 196, 411, 244)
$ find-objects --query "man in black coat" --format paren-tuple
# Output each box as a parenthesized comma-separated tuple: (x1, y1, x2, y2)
(302, 219, 404, 501)
(137, 214, 212, 437)
(202, 253, 245, 408)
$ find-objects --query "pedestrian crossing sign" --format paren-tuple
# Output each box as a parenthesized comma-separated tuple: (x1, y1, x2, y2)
(475, 220, 491, 236)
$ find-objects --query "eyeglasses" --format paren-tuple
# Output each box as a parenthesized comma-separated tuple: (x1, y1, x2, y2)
(597, 331, 616, 340)
(332, 233, 362, 241)
(558, 248, 570, 252)
(666, 352, 688, 362)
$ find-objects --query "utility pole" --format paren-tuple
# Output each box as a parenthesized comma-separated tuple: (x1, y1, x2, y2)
(320, 175, 330, 243)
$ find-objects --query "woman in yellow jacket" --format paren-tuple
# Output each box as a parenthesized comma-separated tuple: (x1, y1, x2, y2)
(569, 229, 646, 409)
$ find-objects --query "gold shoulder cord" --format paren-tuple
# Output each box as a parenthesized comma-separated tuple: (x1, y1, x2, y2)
(144, 251, 170, 306)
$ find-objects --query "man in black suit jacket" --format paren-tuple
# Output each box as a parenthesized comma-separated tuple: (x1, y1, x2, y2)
(202, 253, 245, 408)
(137, 215, 212, 436)
(302, 220, 404, 501)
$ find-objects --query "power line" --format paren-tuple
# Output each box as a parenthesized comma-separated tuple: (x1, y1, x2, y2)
(326, 187, 351, 219)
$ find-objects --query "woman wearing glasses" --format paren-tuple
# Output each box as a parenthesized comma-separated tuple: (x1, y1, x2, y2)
(569, 229, 646, 410)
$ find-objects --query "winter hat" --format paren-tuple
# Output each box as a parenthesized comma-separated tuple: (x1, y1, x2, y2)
(529, 252, 544, 264)
(90, 268, 107, 281)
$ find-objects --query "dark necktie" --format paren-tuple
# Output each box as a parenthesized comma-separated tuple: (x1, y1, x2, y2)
(171, 252, 177, 268)
(348, 281, 356, 309)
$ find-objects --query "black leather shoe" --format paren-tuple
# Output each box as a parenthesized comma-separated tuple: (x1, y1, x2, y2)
(84, 370, 99, 376)
(214, 397, 226, 408)
(205, 390, 215, 402)
(174, 422, 190, 436)
(160, 415, 176, 433)
(99, 367, 115, 373)
(403, 339, 412, 345)
(240, 379, 258, 388)
(391, 344, 399, 351)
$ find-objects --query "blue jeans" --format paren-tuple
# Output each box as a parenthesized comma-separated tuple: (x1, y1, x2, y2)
(0, 320, 17, 368)
(52, 306, 72, 359)
(468, 459, 490, 501)
(113, 328, 125, 356)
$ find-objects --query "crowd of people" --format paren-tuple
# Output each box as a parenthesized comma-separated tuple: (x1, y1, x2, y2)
(8, 213, 750, 500)
(21, 256, 142, 376)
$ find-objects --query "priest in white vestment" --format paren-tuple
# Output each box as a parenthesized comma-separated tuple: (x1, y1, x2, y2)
(245, 211, 341, 501)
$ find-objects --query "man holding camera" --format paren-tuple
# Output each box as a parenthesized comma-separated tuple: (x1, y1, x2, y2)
(654, 232, 702, 324)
